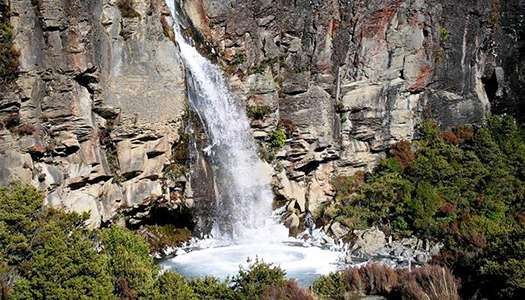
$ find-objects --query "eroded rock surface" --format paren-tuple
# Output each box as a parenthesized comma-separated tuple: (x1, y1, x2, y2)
(0, 0, 188, 227)
(1, 0, 523, 236)
(182, 0, 525, 235)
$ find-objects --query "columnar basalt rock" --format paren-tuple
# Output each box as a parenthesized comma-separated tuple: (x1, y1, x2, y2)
(181, 0, 524, 236)
(0, 0, 189, 227)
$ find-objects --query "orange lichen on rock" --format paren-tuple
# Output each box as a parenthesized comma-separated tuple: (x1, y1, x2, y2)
(408, 64, 433, 92)
(360, 0, 403, 39)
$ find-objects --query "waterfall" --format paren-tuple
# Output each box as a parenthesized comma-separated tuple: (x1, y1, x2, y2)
(161, 3, 342, 286)
(166, 3, 287, 242)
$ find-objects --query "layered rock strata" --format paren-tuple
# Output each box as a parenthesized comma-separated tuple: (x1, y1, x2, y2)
(0, 0, 188, 227)
(180, 0, 525, 236)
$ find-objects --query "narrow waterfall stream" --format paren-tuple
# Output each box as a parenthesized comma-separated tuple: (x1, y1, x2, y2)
(162, 3, 342, 286)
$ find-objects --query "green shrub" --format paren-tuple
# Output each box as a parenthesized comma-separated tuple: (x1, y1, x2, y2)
(229, 52, 246, 66)
(0, 184, 115, 299)
(247, 105, 272, 120)
(99, 226, 158, 298)
(0, 7, 19, 82)
(268, 128, 287, 149)
(479, 228, 525, 299)
(438, 27, 450, 42)
(11, 224, 114, 300)
(231, 260, 287, 300)
(151, 272, 197, 300)
(327, 115, 525, 299)
(312, 271, 347, 300)
(190, 277, 235, 300)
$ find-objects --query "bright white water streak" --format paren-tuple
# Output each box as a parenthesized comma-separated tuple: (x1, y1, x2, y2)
(163, 1, 343, 286)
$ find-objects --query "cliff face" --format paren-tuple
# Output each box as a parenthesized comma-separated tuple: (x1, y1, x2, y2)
(180, 0, 525, 235)
(0, 0, 188, 227)
(0, 0, 523, 233)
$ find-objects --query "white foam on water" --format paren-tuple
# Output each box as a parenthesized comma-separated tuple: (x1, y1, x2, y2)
(162, 242, 342, 286)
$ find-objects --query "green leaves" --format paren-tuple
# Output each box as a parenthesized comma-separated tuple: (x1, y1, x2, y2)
(99, 227, 158, 298)
(268, 128, 287, 149)
(231, 259, 287, 300)
(0, 8, 19, 82)
(328, 115, 525, 299)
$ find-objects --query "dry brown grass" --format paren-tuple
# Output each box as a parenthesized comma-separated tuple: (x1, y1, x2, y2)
(345, 263, 400, 296)
(399, 265, 460, 300)
(441, 131, 460, 145)
(390, 140, 416, 168)
(263, 280, 315, 300)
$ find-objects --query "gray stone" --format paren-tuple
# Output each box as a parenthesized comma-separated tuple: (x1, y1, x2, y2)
(351, 227, 387, 256)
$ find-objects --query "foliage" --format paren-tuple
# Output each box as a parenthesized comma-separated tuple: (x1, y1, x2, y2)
(248, 56, 284, 74)
(0, 4, 18, 83)
(190, 277, 236, 300)
(231, 260, 287, 300)
(229, 52, 246, 66)
(312, 271, 347, 300)
(99, 226, 158, 298)
(141, 225, 191, 254)
(163, 163, 189, 182)
(0, 186, 310, 299)
(438, 26, 449, 42)
(268, 128, 287, 149)
(327, 115, 525, 299)
(0, 183, 115, 299)
(247, 105, 272, 120)
(478, 228, 525, 299)
(151, 272, 197, 300)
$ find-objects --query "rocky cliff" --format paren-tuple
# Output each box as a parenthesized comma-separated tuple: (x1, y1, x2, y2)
(0, 0, 523, 235)
(180, 0, 525, 236)
(0, 0, 189, 227)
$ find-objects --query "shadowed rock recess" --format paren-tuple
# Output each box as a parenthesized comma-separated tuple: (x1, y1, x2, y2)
(0, 0, 523, 235)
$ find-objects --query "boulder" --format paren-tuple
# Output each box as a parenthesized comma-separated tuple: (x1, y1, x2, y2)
(351, 227, 387, 256)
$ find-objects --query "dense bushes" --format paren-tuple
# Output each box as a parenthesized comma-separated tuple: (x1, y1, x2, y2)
(231, 260, 287, 300)
(140, 225, 192, 254)
(327, 115, 525, 299)
(0, 183, 114, 299)
(0, 183, 308, 299)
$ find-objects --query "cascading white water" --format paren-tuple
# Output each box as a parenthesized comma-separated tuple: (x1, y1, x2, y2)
(168, 6, 287, 242)
(162, 2, 342, 286)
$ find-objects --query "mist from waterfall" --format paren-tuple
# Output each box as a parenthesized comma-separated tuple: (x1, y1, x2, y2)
(166, 3, 288, 242)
